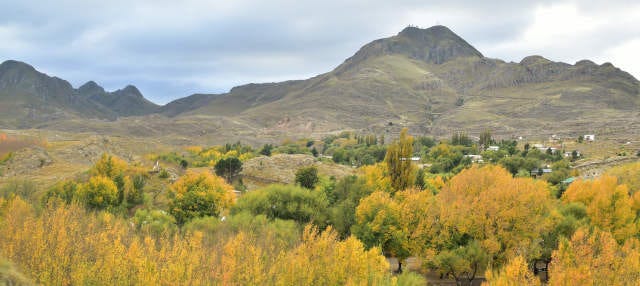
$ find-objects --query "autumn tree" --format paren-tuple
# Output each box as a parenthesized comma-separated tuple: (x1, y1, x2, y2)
(606, 161, 640, 193)
(353, 191, 409, 272)
(79, 176, 119, 209)
(422, 165, 554, 283)
(361, 163, 393, 193)
(169, 171, 235, 225)
(384, 128, 416, 193)
(90, 153, 127, 179)
(548, 228, 640, 285)
(271, 225, 391, 285)
(561, 175, 638, 242)
(483, 256, 541, 286)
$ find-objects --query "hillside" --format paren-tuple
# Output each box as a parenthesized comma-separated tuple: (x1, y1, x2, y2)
(1, 25, 639, 141)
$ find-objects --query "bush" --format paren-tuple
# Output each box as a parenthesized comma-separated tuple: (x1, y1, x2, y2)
(133, 209, 178, 236)
(396, 271, 427, 286)
(232, 184, 329, 226)
(158, 168, 169, 179)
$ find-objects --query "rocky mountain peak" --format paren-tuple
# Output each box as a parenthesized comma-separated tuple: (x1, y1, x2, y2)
(78, 81, 106, 96)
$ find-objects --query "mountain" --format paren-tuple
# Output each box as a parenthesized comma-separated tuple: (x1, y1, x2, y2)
(1, 25, 639, 140)
(0, 60, 116, 127)
(0, 60, 158, 127)
(167, 25, 639, 138)
(159, 93, 222, 117)
(77, 82, 159, 116)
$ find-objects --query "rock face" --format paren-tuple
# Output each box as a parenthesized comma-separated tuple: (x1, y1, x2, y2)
(345, 25, 483, 66)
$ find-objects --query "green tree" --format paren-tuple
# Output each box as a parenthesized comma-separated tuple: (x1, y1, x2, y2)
(259, 144, 273, 156)
(327, 176, 372, 238)
(479, 129, 492, 148)
(295, 166, 319, 189)
(214, 157, 242, 183)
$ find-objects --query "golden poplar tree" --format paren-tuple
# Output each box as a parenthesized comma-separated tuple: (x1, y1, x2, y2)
(384, 128, 416, 193)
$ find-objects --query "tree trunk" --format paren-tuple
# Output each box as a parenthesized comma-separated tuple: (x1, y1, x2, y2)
(396, 260, 403, 273)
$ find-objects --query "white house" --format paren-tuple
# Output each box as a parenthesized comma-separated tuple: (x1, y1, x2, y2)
(487, 146, 500, 151)
(584, 134, 595, 142)
(464, 154, 484, 163)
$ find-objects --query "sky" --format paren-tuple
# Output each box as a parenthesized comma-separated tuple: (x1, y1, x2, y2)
(1, 0, 638, 104)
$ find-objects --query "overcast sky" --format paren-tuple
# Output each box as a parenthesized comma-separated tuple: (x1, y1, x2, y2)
(1, 0, 638, 104)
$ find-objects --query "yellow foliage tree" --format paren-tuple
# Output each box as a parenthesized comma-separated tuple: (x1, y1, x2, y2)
(272, 225, 391, 285)
(562, 175, 637, 242)
(80, 176, 119, 209)
(548, 228, 640, 285)
(483, 256, 540, 286)
(0, 197, 394, 285)
(169, 171, 235, 224)
(605, 161, 640, 193)
(416, 165, 553, 283)
(384, 128, 416, 193)
(360, 163, 393, 193)
(89, 153, 128, 179)
(439, 165, 554, 263)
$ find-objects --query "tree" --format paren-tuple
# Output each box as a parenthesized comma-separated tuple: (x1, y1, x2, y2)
(605, 161, 640, 194)
(352, 191, 408, 272)
(79, 176, 119, 209)
(214, 157, 242, 183)
(385, 128, 416, 193)
(232, 184, 329, 226)
(259, 144, 273, 156)
(327, 176, 372, 238)
(548, 228, 640, 285)
(295, 166, 319, 189)
(169, 171, 235, 224)
(179, 159, 188, 169)
(484, 255, 541, 286)
(414, 168, 426, 189)
(561, 176, 637, 242)
(311, 147, 319, 157)
(479, 129, 493, 148)
(271, 226, 391, 285)
(90, 153, 127, 179)
(419, 165, 554, 283)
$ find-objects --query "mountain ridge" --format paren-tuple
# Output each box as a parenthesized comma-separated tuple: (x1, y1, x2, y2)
(1, 25, 638, 140)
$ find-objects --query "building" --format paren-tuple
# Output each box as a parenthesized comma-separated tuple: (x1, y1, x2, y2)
(583, 134, 595, 142)
(487, 146, 500, 151)
(464, 154, 484, 163)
